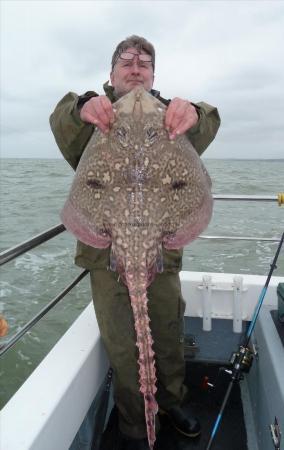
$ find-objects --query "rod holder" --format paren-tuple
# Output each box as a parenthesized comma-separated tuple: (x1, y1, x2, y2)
(233, 276, 244, 333)
(202, 275, 212, 331)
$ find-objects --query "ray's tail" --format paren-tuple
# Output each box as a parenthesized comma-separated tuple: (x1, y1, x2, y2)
(127, 275, 158, 450)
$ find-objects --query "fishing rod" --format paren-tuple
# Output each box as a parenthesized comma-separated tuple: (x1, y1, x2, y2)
(91, 367, 113, 450)
(206, 231, 284, 450)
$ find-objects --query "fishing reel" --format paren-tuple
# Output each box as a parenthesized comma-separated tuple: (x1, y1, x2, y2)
(201, 345, 255, 391)
(230, 345, 254, 374)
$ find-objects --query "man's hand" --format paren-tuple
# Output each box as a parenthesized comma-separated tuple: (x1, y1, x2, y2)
(165, 97, 199, 140)
(80, 95, 115, 133)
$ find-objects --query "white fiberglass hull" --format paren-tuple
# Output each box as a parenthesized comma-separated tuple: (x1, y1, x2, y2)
(1, 272, 283, 450)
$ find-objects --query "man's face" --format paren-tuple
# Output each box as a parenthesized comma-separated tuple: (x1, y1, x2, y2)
(110, 47, 154, 98)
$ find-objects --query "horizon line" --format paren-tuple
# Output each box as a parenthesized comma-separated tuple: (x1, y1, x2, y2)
(1, 156, 283, 161)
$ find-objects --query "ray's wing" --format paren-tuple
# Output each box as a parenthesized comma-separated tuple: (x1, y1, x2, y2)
(61, 129, 112, 248)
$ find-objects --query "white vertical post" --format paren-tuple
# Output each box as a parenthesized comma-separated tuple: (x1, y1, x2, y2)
(233, 276, 243, 333)
(202, 275, 212, 331)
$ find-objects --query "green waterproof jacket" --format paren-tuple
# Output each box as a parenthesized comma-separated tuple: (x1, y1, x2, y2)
(50, 82, 221, 271)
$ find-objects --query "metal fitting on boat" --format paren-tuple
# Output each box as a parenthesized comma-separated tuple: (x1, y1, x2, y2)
(278, 192, 284, 206)
(270, 416, 282, 450)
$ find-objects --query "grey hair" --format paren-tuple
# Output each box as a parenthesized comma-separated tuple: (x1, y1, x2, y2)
(111, 35, 155, 71)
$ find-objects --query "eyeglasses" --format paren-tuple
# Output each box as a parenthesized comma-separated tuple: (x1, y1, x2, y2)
(114, 52, 153, 67)
(119, 52, 152, 62)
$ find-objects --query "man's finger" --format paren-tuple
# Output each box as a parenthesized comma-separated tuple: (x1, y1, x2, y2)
(82, 111, 97, 124)
(94, 118, 110, 133)
(169, 115, 197, 139)
(165, 98, 179, 130)
(80, 95, 114, 128)
(165, 98, 188, 131)
(167, 102, 198, 136)
(82, 113, 109, 133)
(172, 115, 195, 136)
(168, 125, 184, 140)
(100, 96, 115, 124)
(94, 100, 111, 128)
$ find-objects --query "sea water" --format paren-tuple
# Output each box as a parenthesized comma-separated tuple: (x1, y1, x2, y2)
(0, 158, 283, 408)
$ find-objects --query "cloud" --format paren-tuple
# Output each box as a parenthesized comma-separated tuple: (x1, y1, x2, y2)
(1, 0, 284, 159)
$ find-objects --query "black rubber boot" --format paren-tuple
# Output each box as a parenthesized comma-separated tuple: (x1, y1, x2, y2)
(120, 435, 151, 450)
(159, 405, 201, 438)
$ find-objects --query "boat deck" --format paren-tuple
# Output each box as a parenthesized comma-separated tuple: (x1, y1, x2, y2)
(100, 361, 248, 450)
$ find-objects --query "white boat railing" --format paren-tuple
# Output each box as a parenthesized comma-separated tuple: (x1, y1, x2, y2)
(0, 269, 88, 357)
(199, 235, 279, 242)
(213, 194, 282, 202)
(1, 193, 283, 266)
(0, 193, 283, 357)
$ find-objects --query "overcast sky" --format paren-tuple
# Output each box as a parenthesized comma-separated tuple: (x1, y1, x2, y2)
(1, 0, 284, 159)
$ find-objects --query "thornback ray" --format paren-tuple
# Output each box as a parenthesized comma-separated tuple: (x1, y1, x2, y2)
(61, 86, 213, 449)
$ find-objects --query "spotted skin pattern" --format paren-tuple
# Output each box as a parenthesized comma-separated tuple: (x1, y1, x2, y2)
(61, 87, 213, 449)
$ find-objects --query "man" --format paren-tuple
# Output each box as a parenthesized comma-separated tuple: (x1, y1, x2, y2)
(50, 35, 220, 450)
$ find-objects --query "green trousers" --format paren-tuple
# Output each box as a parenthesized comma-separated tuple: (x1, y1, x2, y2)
(89, 248, 187, 439)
